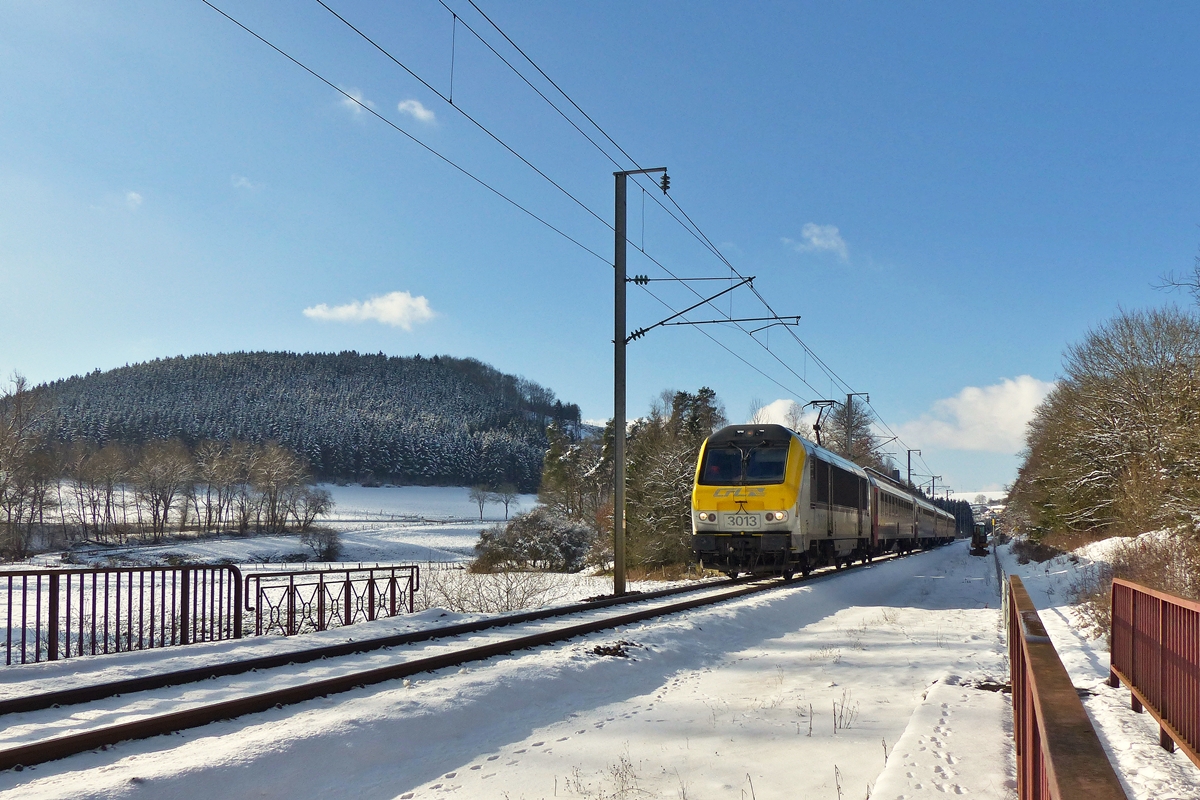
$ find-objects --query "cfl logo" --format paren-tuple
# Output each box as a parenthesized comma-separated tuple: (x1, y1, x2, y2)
(713, 487, 765, 498)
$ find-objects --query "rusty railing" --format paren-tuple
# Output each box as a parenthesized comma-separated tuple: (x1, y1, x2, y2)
(3, 565, 243, 666)
(1108, 578, 1200, 768)
(1008, 575, 1127, 800)
(244, 565, 419, 636)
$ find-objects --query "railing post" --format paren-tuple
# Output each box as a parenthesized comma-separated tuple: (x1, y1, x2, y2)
(179, 567, 191, 646)
(230, 566, 243, 639)
(344, 574, 352, 626)
(47, 573, 59, 662)
(317, 574, 326, 632)
(287, 575, 296, 636)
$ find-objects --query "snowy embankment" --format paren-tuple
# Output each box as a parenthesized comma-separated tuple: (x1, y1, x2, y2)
(1, 533, 1197, 799)
(993, 538, 1200, 800)
(0, 541, 1011, 800)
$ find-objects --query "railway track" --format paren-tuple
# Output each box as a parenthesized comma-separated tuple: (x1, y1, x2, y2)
(0, 550, 920, 773)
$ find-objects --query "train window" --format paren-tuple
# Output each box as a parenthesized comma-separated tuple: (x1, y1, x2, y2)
(813, 459, 830, 502)
(698, 441, 790, 485)
(746, 446, 788, 481)
(699, 446, 741, 484)
(831, 465, 867, 509)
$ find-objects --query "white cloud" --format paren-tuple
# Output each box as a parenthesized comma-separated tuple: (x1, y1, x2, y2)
(231, 175, 260, 190)
(783, 223, 848, 261)
(125, 191, 143, 210)
(397, 99, 436, 124)
(303, 291, 435, 331)
(340, 88, 375, 116)
(897, 375, 1056, 454)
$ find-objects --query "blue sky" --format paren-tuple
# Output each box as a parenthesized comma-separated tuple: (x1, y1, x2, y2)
(2, 1, 1197, 493)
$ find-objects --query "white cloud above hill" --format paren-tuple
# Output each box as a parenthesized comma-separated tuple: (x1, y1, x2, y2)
(303, 291, 435, 330)
(899, 375, 1055, 454)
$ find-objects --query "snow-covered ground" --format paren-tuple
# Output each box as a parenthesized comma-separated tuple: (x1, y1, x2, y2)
(0, 532, 1197, 799)
(996, 537, 1200, 800)
(39, 485, 539, 568)
(0, 541, 1014, 799)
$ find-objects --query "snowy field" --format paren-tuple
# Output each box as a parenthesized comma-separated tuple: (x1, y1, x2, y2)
(0, 535, 1197, 798)
(35, 485, 539, 568)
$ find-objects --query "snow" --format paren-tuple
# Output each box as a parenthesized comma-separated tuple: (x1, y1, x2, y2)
(873, 676, 1015, 799)
(323, 485, 539, 524)
(996, 541, 1200, 800)
(0, 541, 1015, 799)
(0, 524, 1197, 798)
(37, 485, 540, 568)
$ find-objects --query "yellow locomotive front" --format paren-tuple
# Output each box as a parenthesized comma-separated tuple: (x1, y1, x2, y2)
(691, 424, 805, 577)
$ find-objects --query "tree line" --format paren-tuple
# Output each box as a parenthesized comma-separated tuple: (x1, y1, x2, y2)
(1010, 306, 1200, 539)
(1, 376, 329, 557)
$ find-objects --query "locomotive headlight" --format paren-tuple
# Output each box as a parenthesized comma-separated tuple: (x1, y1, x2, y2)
(698, 511, 715, 522)
(765, 510, 789, 523)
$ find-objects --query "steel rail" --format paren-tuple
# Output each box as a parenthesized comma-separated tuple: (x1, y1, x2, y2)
(1, 546, 915, 717)
(0, 576, 748, 717)
(0, 574, 802, 772)
(0, 546, 936, 772)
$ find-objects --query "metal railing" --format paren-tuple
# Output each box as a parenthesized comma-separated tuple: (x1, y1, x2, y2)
(1108, 578, 1200, 768)
(3, 565, 243, 666)
(1008, 576, 1127, 800)
(244, 565, 419, 636)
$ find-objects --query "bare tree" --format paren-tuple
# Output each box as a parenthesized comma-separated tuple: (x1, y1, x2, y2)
(287, 485, 333, 530)
(251, 442, 308, 532)
(131, 440, 194, 543)
(784, 400, 816, 441)
(469, 485, 491, 521)
(0, 375, 56, 556)
(748, 396, 771, 424)
(494, 483, 519, 519)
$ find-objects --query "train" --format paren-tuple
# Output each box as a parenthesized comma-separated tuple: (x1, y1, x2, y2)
(690, 423, 957, 578)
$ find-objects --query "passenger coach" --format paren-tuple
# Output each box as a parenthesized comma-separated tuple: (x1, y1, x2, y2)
(691, 424, 955, 577)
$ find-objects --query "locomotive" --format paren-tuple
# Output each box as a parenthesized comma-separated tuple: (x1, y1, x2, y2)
(691, 424, 956, 577)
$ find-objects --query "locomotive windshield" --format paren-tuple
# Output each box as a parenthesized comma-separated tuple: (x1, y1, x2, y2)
(699, 441, 789, 485)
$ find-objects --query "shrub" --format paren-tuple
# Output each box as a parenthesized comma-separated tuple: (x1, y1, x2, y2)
(1071, 530, 1200, 640)
(300, 527, 342, 561)
(473, 507, 595, 572)
(1011, 538, 1065, 565)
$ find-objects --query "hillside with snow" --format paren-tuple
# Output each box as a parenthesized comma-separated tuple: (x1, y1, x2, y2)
(29, 352, 582, 490)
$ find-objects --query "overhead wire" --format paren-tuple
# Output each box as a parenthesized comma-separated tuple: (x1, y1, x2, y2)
(197, 0, 610, 266)
(317, 0, 816, 388)
(314, 0, 612, 232)
(453, 0, 741, 264)
(210, 0, 938, 478)
(445, 0, 866, 397)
